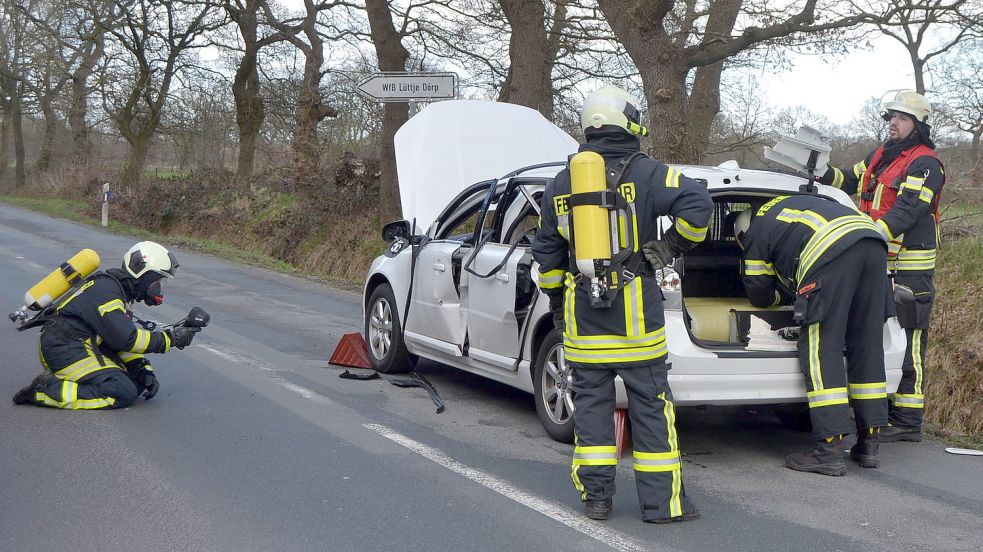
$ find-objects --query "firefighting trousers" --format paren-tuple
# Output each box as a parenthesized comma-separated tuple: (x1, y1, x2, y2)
(33, 331, 138, 410)
(570, 362, 692, 521)
(890, 273, 935, 427)
(796, 238, 889, 439)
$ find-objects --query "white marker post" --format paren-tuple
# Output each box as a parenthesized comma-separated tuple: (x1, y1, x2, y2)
(101, 183, 110, 227)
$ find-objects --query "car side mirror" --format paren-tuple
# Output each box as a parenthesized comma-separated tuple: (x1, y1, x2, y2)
(382, 220, 411, 241)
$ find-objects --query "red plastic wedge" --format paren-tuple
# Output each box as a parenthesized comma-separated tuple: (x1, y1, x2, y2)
(329, 332, 373, 369)
(615, 408, 631, 458)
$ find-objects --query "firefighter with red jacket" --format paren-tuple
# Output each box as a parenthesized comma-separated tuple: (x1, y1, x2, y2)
(532, 85, 712, 523)
(819, 90, 944, 442)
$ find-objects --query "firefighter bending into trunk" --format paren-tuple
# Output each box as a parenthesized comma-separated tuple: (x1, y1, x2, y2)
(818, 90, 944, 443)
(734, 195, 892, 475)
(532, 85, 712, 522)
(13, 241, 200, 409)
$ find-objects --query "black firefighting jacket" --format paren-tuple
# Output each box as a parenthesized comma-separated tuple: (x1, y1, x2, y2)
(39, 270, 172, 382)
(741, 195, 886, 308)
(532, 133, 712, 369)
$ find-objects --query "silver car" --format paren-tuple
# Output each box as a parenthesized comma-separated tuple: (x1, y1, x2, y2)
(363, 100, 906, 442)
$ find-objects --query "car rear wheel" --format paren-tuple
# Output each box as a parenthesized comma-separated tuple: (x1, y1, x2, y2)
(365, 283, 412, 374)
(534, 329, 575, 443)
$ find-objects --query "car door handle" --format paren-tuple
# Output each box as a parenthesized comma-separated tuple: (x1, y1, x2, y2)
(433, 262, 446, 272)
(495, 273, 509, 283)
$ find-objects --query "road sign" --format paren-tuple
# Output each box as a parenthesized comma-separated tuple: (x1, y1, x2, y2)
(356, 72, 457, 102)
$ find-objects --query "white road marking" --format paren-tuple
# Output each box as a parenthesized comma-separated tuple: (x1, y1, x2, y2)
(197, 343, 241, 362)
(277, 381, 332, 404)
(363, 423, 658, 552)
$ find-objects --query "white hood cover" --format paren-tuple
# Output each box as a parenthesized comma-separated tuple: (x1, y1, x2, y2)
(394, 100, 579, 231)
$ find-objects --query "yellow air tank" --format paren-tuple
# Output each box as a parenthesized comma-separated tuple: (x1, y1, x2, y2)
(23, 249, 100, 310)
(570, 151, 611, 277)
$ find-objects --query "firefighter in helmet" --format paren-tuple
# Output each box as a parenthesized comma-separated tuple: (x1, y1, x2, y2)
(532, 85, 712, 522)
(734, 196, 892, 475)
(818, 90, 944, 442)
(13, 241, 200, 409)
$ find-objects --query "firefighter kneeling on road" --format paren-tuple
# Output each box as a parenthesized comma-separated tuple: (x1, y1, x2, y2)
(734, 195, 892, 475)
(532, 85, 712, 522)
(13, 241, 200, 409)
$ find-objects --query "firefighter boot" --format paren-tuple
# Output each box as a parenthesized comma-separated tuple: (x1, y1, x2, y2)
(585, 498, 612, 520)
(12, 372, 53, 405)
(785, 436, 846, 476)
(850, 428, 880, 468)
(879, 424, 922, 442)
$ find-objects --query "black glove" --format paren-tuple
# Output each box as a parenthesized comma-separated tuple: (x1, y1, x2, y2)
(142, 371, 159, 400)
(547, 291, 564, 333)
(166, 326, 200, 350)
(642, 239, 676, 271)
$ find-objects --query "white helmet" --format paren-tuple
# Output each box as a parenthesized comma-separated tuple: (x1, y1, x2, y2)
(122, 241, 178, 279)
(734, 209, 754, 247)
(882, 90, 931, 123)
(581, 84, 649, 137)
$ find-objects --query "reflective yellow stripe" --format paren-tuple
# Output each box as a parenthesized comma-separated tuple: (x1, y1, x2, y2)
(895, 249, 936, 272)
(775, 208, 828, 231)
(918, 187, 934, 204)
(874, 219, 893, 241)
(632, 450, 681, 472)
(899, 175, 925, 193)
(892, 393, 925, 409)
(757, 195, 789, 216)
(538, 268, 566, 289)
(564, 327, 666, 349)
(831, 168, 845, 189)
(912, 329, 924, 393)
(56, 280, 95, 312)
(808, 387, 849, 408)
(849, 382, 888, 399)
(853, 161, 866, 180)
(675, 217, 707, 243)
(665, 167, 680, 188)
(97, 299, 125, 316)
(623, 277, 642, 336)
(130, 328, 152, 353)
(563, 341, 668, 364)
(35, 380, 117, 410)
(570, 435, 587, 499)
(662, 391, 682, 517)
(872, 182, 884, 210)
(807, 323, 822, 390)
(744, 259, 776, 276)
(797, 216, 879, 281)
(118, 352, 145, 363)
(573, 445, 618, 466)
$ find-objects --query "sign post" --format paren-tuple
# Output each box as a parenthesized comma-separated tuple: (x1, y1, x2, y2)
(101, 183, 111, 227)
(356, 72, 457, 102)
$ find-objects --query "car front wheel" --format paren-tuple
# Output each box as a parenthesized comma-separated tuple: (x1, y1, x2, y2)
(534, 329, 575, 443)
(365, 283, 412, 374)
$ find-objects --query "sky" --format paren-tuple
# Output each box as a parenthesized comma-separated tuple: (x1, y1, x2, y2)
(758, 34, 922, 126)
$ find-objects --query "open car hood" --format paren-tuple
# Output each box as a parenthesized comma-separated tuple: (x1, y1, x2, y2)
(394, 100, 578, 232)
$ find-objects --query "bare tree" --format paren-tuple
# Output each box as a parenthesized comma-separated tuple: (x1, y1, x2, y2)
(867, 0, 983, 94)
(0, 0, 30, 187)
(594, 0, 881, 164)
(936, 39, 983, 183)
(100, 0, 225, 185)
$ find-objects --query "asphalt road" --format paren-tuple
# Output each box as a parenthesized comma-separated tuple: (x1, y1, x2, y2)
(1, 203, 981, 552)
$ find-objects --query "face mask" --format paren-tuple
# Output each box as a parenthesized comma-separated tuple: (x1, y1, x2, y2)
(137, 276, 164, 306)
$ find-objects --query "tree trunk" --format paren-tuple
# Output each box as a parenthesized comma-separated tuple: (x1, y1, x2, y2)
(35, 100, 58, 172)
(232, 3, 264, 178)
(69, 73, 92, 165)
(11, 88, 25, 187)
(120, 132, 153, 185)
(365, 0, 410, 222)
(972, 130, 982, 186)
(641, 52, 693, 163)
(497, 0, 550, 117)
(0, 108, 10, 186)
(911, 52, 926, 94)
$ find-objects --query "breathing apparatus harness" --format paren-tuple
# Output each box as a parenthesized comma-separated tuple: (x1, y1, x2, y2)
(565, 151, 647, 308)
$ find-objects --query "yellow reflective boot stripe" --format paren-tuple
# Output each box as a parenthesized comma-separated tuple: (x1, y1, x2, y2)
(744, 259, 776, 276)
(632, 450, 681, 472)
(848, 382, 888, 400)
(675, 217, 708, 243)
(571, 435, 587, 500)
(573, 445, 618, 466)
(661, 391, 682, 517)
(538, 268, 566, 290)
(807, 323, 823, 390)
(892, 393, 925, 408)
(808, 387, 849, 408)
(912, 329, 924, 393)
